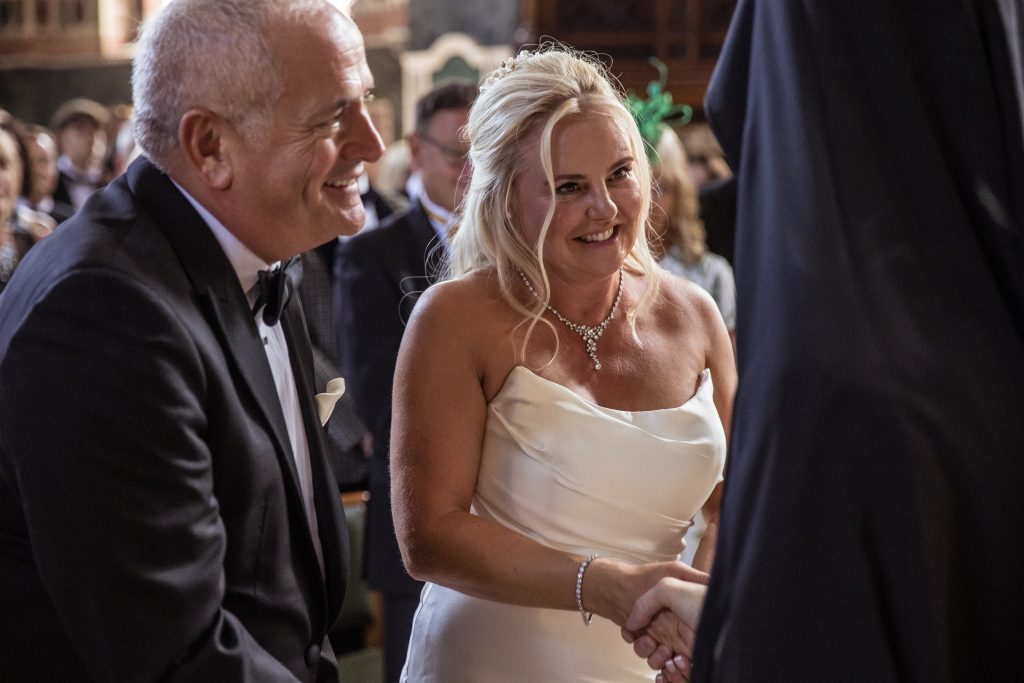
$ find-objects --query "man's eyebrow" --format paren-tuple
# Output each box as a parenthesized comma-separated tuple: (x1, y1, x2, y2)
(309, 95, 363, 121)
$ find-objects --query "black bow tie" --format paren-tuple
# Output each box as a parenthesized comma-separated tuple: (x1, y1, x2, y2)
(252, 256, 302, 326)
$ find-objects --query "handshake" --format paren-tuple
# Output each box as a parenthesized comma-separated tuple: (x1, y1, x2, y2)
(621, 574, 708, 683)
(585, 558, 709, 683)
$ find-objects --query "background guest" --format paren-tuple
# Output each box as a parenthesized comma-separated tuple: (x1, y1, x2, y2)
(100, 103, 134, 183)
(110, 113, 140, 180)
(678, 122, 731, 190)
(696, 174, 736, 267)
(50, 97, 108, 212)
(0, 119, 44, 292)
(19, 123, 74, 225)
(376, 140, 414, 201)
(652, 125, 736, 341)
(680, 122, 736, 266)
(335, 78, 476, 683)
(298, 171, 405, 494)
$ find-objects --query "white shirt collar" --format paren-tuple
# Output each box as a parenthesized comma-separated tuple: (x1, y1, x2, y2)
(418, 192, 454, 244)
(57, 155, 102, 184)
(171, 180, 274, 294)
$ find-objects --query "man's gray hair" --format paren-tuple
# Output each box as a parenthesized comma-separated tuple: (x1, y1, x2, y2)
(132, 0, 353, 170)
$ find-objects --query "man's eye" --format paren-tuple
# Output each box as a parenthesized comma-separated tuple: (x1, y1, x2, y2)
(364, 91, 376, 104)
(325, 109, 347, 130)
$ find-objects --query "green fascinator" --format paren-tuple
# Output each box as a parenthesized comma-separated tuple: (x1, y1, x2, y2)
(626, 58, 693, 160)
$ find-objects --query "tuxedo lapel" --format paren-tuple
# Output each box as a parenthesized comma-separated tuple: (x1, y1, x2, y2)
(126, 159, 302, 495)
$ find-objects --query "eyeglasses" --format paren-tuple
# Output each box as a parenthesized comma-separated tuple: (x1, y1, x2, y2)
(417, 132, 470, 166)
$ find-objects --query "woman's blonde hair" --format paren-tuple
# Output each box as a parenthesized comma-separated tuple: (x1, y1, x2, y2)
(449, 45, 660, 363)
(654, 125, 707, 263)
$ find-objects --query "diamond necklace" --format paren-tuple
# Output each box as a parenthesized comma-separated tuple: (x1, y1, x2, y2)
(518, 267, 624, 371)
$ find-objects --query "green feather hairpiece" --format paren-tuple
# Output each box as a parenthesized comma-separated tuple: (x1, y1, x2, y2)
(626, 57, 693, 161)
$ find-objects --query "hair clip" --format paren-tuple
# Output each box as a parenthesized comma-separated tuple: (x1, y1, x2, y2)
(625, 57, 693, 160)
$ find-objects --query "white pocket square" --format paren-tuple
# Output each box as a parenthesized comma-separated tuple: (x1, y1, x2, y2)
(315, 377, 345, 427)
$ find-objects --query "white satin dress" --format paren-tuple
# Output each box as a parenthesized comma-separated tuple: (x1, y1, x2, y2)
(400, 367, 727, 682)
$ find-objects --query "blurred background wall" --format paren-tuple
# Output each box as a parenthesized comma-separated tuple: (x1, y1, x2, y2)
(1, 0, 736, 139)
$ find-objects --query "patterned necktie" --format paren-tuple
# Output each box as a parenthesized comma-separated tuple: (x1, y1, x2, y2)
(252, 256, 302, 326)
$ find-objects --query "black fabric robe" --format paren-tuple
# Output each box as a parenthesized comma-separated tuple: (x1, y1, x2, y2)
(693, 1, 1024, 680)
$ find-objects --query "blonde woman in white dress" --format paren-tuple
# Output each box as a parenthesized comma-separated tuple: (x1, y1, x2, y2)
(391, 46, 736, 682)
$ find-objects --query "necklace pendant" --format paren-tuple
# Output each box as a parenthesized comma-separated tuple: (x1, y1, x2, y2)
(518, 267, 624, 372)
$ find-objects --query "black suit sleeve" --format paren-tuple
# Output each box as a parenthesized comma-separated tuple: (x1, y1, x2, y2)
(334, 237, 407, 449)
(0, 269, 298, 682)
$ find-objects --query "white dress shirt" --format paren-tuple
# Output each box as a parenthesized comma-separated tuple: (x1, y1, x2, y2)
(173, 182, 325, 576)
(57, 155, 103, 210)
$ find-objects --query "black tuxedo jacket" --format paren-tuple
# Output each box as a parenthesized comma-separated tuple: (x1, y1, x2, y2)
(334, 202, 443, 595)
(0, 157, 349, 681)
(693, 1, 1024, 680)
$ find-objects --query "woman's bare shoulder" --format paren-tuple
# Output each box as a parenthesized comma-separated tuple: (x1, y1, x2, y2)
(408, 269, 519, 345)
(652, 269, 718, 321)
(415, 269, 504, 315)
(403, 269, 523, 387)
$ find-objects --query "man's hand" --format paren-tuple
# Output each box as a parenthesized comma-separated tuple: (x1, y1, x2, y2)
(620, 577, 708, 681)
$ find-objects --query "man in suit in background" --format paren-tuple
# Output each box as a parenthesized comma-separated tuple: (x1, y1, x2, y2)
(299, 176, 405, 492)
(50, 97, 108, 213)
(335, 80, 476, 683)
(0, 0, 384, 680)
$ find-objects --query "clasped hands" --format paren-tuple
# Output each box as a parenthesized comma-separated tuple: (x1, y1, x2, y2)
(619, 567, 708, 682)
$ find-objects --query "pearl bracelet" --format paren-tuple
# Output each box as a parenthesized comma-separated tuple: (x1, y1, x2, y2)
(575, 553, 599, 626)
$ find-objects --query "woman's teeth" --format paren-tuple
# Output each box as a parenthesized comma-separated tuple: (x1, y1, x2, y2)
(579, 227, 614, 242)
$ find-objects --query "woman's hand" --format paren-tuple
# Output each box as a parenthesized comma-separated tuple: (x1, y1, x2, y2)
(585, 558, 708, 626)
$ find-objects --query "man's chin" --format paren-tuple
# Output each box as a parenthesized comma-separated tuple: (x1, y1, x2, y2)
(333, 206, 366, 238)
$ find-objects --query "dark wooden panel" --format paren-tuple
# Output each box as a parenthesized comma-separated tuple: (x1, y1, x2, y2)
(524, 0, 737, 114)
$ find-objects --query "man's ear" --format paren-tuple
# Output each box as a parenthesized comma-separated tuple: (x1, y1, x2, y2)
(406, 131, 424, 172)
(178, 109, 233, 190)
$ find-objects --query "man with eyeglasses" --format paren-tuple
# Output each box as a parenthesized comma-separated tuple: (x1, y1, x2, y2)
(334, 79, 476, 683)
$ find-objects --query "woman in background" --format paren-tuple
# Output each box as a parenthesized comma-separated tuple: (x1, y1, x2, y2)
(0, 117, 49, 293)
(651, 126, 736, 342)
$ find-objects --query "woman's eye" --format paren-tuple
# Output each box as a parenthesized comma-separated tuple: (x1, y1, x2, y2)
(556, 182, 581, 194)
(610, 165, 632, 180)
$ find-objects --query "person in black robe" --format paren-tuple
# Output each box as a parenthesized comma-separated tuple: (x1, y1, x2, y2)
(627, 1, 1024, 680)
(694, 0, 1024, 679)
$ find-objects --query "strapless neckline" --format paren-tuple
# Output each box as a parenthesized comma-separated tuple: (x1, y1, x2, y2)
(494, 365, 712, 415)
